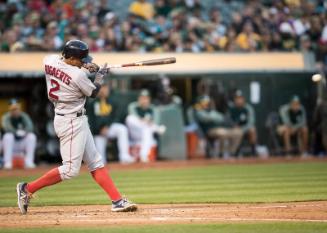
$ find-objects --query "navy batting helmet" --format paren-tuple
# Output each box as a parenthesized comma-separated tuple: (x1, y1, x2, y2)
(62, 40, 92, 63)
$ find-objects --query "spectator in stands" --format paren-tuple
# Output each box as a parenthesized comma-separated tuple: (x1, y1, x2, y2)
(87, 83, 135, 164)
(0, 0, 325, 68)
(0, 30, 24, 52)
(236, 21, 261, 52)
(154, 0, 172, 17)
(194, 95, 242, 158)
(129, 0, 155, 20)
(126, 89, 166, 162)
(229, 90, 257, 156)
(1, 99, 37, 169)
(278, 96, 309, 156)
(43, 21, 63, 51)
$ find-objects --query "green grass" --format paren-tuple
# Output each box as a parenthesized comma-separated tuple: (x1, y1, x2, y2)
(0, 162, 327, 206)
(1, 223, 327, 233)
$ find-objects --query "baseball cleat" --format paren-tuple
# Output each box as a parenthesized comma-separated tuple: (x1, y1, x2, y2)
(16, 182, 31, 214)
(111, 198, 137, 212)
(25, 162, 36, 169)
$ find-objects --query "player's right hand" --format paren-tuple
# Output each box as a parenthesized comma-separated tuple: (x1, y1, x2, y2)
(98, 63, 109, 75)
(15, 129, 27, 139)
(94, 63, 108, 85)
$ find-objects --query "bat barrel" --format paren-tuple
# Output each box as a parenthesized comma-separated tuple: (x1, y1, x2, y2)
(141, 57, 176, 66)
(106, 57, 176, 69)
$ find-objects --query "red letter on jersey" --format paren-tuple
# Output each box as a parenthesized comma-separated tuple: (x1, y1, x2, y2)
(49, 79, 60, 100)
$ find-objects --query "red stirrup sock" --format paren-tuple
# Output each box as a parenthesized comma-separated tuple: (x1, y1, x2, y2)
(26, 168, 62, 194)
(91, 167, 122, 201)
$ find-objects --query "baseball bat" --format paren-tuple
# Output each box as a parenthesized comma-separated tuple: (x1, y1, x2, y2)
(107, 57, 176, 69)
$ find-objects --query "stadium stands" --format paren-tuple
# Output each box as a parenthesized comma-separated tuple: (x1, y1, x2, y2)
(0, 0, 325, 66)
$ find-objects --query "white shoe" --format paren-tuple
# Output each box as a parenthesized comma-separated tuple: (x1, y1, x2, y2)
(223, 152, 230, 160)
(25, 163, 36, 169)
(301, 152, 310, 159)
(3, 162, 12, 170)
(157, 125, 166, 135)
(120, 155, 136, 164)
(140, 154, 149, 163)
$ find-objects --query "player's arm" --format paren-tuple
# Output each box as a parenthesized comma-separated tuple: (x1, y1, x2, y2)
(90, 83, 101, 98)
(21, 113, 34, 132)
(76, 63, 108, 98)
(2, 114, 15, 132)
(294, 106, 307, 129)
(90, 63, 108, 98)
(279, 105, 291, 126)
(243, 104, 255, 131)
(128, 102, 138, 116)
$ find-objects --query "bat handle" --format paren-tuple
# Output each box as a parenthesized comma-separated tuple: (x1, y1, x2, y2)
(107, 64, 123, 69)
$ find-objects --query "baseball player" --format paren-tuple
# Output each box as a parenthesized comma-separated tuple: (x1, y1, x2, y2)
(228, 90, 257, 156)
(126, 89, 166, 162)
(194, 95, 243, 158)
(87, 83, 135, 164)
(16, 40, 137, 214)
(278, 95, 309, 155)
(2, 99, 37, 169)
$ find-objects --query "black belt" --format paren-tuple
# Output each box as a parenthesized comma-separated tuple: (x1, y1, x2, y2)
(56, 110, 85, 117)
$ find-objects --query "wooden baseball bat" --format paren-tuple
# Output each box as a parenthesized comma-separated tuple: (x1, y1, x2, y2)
(107, 57, 176, 69)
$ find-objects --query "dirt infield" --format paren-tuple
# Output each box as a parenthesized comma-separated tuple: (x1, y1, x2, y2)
(0, 201, 326, 228)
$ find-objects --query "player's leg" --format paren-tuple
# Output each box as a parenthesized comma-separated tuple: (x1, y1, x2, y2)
(21, 133, 37, 168)
(299, 126, 309, 155)
(139, 127, 154, 162)
(2, 132, 15, 169)
(247, 127, 257, 155)
(126, 115, 143, 142)
(83, 124, 121, 201)
(83, 121, 137, 212)
(94, 135, 108, 164)
(209, 128, 229, 157)
(107, 123, 135, 163)
(228, 128, 243, 156)
(17, 117, 86, 214)
(126, 115, 153, 162)
(26, 117, 86, 192)
(278, 125, 291, 154)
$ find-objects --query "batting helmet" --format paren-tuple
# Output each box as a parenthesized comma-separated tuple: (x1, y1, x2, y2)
(62, 40, 92, 63)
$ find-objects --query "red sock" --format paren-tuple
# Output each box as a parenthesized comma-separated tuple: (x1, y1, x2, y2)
(26, 168, 62, 194)
(91, 167, 121, 201)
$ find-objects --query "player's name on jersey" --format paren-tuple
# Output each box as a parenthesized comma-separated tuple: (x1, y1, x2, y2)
(45, 65, 72, 85)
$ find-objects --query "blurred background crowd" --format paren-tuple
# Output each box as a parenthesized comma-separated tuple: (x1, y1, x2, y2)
(0, 0, 327, 68)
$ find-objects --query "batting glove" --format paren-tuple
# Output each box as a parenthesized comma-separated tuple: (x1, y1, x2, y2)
(94, 63, 108, 85)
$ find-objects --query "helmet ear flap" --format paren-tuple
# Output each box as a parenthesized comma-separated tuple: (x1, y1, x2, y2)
(62, 46, 68, 59)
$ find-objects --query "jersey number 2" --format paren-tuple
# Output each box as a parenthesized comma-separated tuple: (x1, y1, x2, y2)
(49, 79, 60, 100)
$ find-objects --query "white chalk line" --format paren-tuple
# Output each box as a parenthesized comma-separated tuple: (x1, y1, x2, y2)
(47, 217, 327, 223)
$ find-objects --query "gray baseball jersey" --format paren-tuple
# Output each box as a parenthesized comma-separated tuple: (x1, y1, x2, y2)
(43, 55, 96, 115)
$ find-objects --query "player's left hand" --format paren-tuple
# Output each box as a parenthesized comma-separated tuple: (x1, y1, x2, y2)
(100, 126, 109, 136)
(98, 63, 109, 75)
(15, 129, 27, 139)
